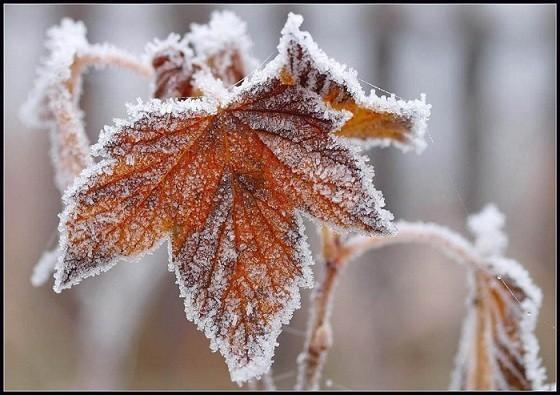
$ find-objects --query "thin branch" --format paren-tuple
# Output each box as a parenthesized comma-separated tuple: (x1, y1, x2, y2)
(50, 46, 152, 192)
(295, 226, 345, 390)
(295, 221, 490, 390)
(69, 45, 153, 95)
(345, 221, 485, 269)
(48, 85, 93, 191)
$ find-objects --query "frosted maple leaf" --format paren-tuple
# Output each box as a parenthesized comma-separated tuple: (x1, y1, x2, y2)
(25, 12, 431, 383)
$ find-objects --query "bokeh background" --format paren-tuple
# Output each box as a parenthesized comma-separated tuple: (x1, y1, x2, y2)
(4, 4, 556, 390)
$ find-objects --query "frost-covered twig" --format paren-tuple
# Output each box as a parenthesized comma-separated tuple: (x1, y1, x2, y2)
(297, 207, 548, 390)
(70, 45, 153, 89)
(296, 206, 546, 390)
(345, 221, 485, 269)
(296, 226, 351, 390)
(24, 20, 154, 288)
(296, 221, 483, 390)
(20, 19, 152, 192)
(49, 46, 152, 192)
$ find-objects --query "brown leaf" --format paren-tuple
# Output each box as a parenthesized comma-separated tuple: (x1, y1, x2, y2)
(152, 47, 196, 99)
(54, 12, 430, 382)
(151, 11, 258, 99)
(452, 262, 545, 390)
(279, 15, 430, 152)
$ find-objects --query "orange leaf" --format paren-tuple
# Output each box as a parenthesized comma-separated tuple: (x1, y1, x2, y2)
(54, 13, 430, 382)
(279, 14, 430, 152)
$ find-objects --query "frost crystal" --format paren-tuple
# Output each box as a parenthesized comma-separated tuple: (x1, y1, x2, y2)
(31, 248, 60, 287)
(277, 13, 431, 153)
(144, 33, 191, 63)
(187, 10, 259, 82)
(467, 204, 508, 256)
(20, 18, 88, 129)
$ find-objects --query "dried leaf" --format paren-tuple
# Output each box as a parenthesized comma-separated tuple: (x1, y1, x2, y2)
(186, 10, 258, 86)
(147, 34, 195, 99)
(19, 19, 93, 191)
(149, 11, 258, 99)
(52, 13, 430, 383)
(451, 206, 547, 390)
(278, 13, 430, 153)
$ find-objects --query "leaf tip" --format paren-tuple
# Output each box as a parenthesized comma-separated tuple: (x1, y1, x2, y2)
(282, 12, 304, 36)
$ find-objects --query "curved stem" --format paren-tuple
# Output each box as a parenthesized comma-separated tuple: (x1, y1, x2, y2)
(69, 46, 153, 94)
(296, 221, 487, 391)
(346, 221, 485, 269)
(48, 85, 93, 191)
(50, 46, 152, 192)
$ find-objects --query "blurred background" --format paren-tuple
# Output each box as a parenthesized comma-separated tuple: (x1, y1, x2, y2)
(4, 4, 556, 390)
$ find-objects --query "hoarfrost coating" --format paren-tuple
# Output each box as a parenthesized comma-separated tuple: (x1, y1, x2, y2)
(20, 19, 88, 129)
(186, 10, 259, 78)
(25, 11, 434, 385)
(340, 206, 548, 390)
(451, 206, 547, 390)
(277, 13, 431, 153)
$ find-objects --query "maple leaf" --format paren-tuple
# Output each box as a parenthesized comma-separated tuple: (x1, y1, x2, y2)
(53, 13, 430, 382)
(451, 206, 547, 390)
